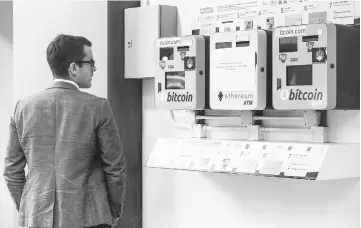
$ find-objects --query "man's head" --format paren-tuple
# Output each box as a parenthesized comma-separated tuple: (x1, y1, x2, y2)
(46, 34, 97, 88)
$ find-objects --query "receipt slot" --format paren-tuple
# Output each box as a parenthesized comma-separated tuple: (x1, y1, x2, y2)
(273, 24, 360, 110)
(154, 36, 207, 110)
(209, 30, 272, 110)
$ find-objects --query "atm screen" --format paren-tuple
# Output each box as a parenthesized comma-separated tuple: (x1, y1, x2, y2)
(286, 65, 312, 86)
(160, 47, 174, 60)
(279, 36, 298, 53)
(165, 71, 185, 89)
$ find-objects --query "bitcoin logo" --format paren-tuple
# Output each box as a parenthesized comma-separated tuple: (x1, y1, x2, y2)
(280, 89, 289, 100)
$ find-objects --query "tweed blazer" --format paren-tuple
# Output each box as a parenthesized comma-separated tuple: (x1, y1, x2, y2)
(3, 81, 126, 228)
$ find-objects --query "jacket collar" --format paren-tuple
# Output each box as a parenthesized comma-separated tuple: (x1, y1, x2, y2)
(49, 79, 79, 90)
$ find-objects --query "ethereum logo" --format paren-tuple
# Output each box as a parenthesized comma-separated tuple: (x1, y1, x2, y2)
(316, 49, 324, 61)
(218, 91, 223, 101)
(186, 58, 194, 68)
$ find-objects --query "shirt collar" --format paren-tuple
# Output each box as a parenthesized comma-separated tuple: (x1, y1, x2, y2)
(53, 79, 80, 90)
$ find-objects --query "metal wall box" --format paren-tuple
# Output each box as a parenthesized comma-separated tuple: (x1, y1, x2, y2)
(125, 5, 177, 79)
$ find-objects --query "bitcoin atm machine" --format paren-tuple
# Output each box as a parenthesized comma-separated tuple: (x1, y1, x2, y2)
(273, 24, 360, 110)
(154, 35, 208, 110)
(209, 29, 272, 110)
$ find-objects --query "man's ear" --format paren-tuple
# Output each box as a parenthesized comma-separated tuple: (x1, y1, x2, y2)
(68, 62, 78, 76)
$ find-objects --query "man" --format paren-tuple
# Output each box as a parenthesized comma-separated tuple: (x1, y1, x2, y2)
(3, 34, 126, 228)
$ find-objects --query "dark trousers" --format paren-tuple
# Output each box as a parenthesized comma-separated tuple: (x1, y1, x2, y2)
(86, 225, 111, 228)
(31, 224, 112, 228)
(30, 224, 111, 228)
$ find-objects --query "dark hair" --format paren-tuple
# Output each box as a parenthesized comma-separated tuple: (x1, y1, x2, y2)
(46, 34, 92, 78)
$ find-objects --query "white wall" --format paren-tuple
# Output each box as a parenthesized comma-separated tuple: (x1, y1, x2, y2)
(0, 2, 16, 227)
(3, 1, 108, 227)
(0, 34, 16, 228)
(13, 0, 108, 102)
(143, 1, 360, 228)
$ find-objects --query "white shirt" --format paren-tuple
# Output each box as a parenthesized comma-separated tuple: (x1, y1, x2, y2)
(53, 78, 80, 90)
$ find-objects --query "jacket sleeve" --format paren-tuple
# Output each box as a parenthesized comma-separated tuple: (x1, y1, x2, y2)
(3, 103, 26, 211)
(96, 98, 127, 219)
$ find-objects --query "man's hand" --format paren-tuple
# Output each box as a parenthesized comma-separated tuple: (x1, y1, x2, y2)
(3, 114, 26, 211)
(111, 217, 120, 228)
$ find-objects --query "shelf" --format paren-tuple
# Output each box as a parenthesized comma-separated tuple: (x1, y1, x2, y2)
(146, 138, 359, 180)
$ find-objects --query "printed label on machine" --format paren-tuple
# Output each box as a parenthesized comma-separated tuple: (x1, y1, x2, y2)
(275, 25, 307, 38)
(211, 47, 256, 107)
(280, 88, 324, 101)
(157, 37, 193, 47)
(212, 47, 256, 90)
(217, 91, 256, 106)
(160, 91, 194, 103)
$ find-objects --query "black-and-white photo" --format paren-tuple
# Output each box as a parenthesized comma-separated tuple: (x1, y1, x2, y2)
(0, 1, 360, 228)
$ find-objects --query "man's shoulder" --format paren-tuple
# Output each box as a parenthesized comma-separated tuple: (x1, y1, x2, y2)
(75, 90, 106, 102)
(74, 91, 108, 109)
(16, 90, 107, 112)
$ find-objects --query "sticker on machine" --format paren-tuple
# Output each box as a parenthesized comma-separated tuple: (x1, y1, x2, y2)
(275, 26, 307, 38)
(217, 91, 255, 106)
(157, 37, 193, 47)
(312, 47, 327, 64)
(184, 56, 196, 70)
(280, 89, 290, 100)
(280, 89, 324, 101)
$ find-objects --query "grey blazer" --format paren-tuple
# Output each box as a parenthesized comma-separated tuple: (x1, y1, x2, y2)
(3, 81, 126, 228)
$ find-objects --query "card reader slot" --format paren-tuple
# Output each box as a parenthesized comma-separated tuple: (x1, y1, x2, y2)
(177, 46, 189, 52)
(236, 41, 250, 47)
(215, 42, 232, 49)
(302, 35, 318, 42)
(277, 78, 281, 90)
